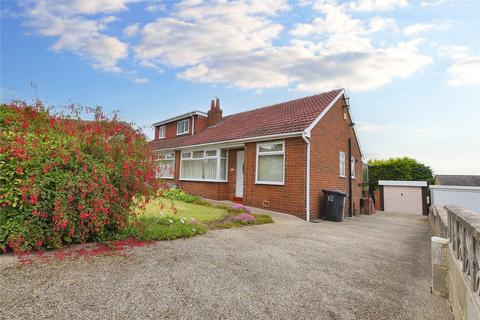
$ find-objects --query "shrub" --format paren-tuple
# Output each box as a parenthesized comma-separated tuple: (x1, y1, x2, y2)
(232, 203, 252, 214)
(113, 216, 207, 241)
(233, 213, 256, 224)
(162, 188, 200, 203)
(0, 101, 158, 252)
(368, 157, 434, 190)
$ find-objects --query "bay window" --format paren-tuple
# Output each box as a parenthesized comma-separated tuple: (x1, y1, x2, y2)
(256, 141, 284, 185)
(180, 149, 228, 181)
(156, 152, 175, 179)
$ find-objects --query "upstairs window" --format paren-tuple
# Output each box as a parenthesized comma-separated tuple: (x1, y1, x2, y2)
(339, 152, 346, 177)
(256, 141, 284, 185)
(156, 152, 175, 179)
(158, 125, 166, 139)
(176, 119, 189, 135)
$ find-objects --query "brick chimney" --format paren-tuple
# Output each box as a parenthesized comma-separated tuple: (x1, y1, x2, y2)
(207, 98, 223, 127)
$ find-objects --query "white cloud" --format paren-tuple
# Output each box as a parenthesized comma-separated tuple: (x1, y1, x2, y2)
(123, 23, 140, 37)
(170, 1, 429, 91)
(133, 77, 150, 84)
(356, 123, 394, 133)
(24, 0, 128, 72)
(40, 0, 133, 15)
(420, 0, 450, 7)
(403, 22, 451, 35)
(177, 39, 431, 92)
(146, 1, 166, 12)
(135, 0, 288, 67)
(447, 57, 480, 86)
(437, 45, 471, 60)
(348, 0, 408, 12)
(356, 122, 428, 134)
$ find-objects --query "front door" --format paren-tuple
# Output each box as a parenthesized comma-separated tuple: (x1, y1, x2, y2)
(235, 151, 244, 198)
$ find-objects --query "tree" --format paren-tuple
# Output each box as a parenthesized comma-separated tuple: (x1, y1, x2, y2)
(368, 157, 434, 190)
(0, 101, 158, 252)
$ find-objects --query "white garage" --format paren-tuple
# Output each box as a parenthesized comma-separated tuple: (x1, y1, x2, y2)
(379, 180, 427, 215)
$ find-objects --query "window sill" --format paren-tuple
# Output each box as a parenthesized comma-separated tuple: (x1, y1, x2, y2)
(157, 176, 174, 180)
(255, 181, 284, 186)
(179, 178, 227, 183)
(340, 175, 347, 179)
(176, 132, 189, 136)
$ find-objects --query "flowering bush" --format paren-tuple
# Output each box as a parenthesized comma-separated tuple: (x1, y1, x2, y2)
(233, 213, 256, 224)
(0, 101, 158, 252)
(232, 203, 252, 214)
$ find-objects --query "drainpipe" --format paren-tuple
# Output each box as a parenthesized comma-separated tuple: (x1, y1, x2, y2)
(302, 132, 311, 222)
(190, 114, 195, 135)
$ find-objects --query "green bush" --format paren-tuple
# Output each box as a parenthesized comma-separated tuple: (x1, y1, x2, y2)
(0, 102, 158, 252)
(162, 188, 200, 203)
(368, 157, 434, 190)
(113, 216, 207, 241)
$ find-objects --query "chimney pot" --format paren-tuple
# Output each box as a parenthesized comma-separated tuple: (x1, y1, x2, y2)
(207, 97, 223, 127)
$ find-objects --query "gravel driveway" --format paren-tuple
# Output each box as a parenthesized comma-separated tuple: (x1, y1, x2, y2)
(0, 211, 452, 320)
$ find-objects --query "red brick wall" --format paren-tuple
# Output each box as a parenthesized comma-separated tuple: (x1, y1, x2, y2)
(154, 115, 208, 140)
(155, 97, 363, 221)
(194, 116, 208, 133)
(309, 98, 363, 220)
(243, 138, 307, 219)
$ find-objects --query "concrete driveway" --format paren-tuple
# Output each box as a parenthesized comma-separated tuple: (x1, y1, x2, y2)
(0, 211, 452, 320)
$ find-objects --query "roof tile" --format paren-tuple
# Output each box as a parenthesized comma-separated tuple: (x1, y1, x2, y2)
(150, 89, 343, 150)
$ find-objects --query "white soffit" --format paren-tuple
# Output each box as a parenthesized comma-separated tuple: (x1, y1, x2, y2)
(379, 180, 427, 187)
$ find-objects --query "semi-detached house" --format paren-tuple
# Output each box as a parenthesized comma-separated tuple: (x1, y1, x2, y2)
(149, 89, 363, 221)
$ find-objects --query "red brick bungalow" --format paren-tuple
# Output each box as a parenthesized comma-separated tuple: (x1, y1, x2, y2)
(150, 89, 363, 221)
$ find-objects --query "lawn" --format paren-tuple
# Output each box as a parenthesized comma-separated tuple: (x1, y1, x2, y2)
(137, 198, 229, 223)
(112, 192, 273, 243)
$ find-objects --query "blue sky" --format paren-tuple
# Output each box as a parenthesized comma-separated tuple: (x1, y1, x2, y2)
(1, 0, 479, 174)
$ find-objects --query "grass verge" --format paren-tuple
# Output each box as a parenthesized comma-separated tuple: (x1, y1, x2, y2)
(111, 216, 208, 241)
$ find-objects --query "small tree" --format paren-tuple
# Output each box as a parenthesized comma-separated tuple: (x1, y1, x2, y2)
(0, 101, 158, 252)
(368, 157, 434, 190)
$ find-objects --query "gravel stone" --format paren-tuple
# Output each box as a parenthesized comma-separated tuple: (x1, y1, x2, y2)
(0, 211, 453, 320)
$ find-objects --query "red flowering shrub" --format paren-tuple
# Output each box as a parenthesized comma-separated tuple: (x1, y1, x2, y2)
(0, 101, 158, 252)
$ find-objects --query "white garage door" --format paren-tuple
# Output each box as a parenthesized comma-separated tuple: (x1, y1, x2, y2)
(384, 186, 423, 214)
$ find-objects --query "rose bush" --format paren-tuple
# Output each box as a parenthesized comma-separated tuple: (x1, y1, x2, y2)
(0, 101, 158, 252)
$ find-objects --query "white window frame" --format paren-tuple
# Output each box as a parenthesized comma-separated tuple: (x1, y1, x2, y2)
(339, 151, 346, 178)
(155, 152, 175, 179)
(179, 148, 228, 182)
(351, 156, 356, 179)
(176, 119, 190, 135)
(158, 125, 166, 139)
(255, 141, 285, 185)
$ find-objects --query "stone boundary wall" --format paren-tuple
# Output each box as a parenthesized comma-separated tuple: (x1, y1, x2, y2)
(430, 205, 480, 320)
(429, 206, 448, 238)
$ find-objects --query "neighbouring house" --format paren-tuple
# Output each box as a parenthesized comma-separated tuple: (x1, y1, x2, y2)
(149, 89, 363, 221)
(431, 175, 480, 213)
(434, 175, 480, 187)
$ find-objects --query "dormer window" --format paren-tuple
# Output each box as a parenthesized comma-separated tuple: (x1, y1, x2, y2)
(158, 125, 166, 139)
(177, 119, 189, 135)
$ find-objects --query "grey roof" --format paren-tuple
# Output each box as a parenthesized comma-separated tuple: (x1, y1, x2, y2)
(434, 175, 480, 187)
